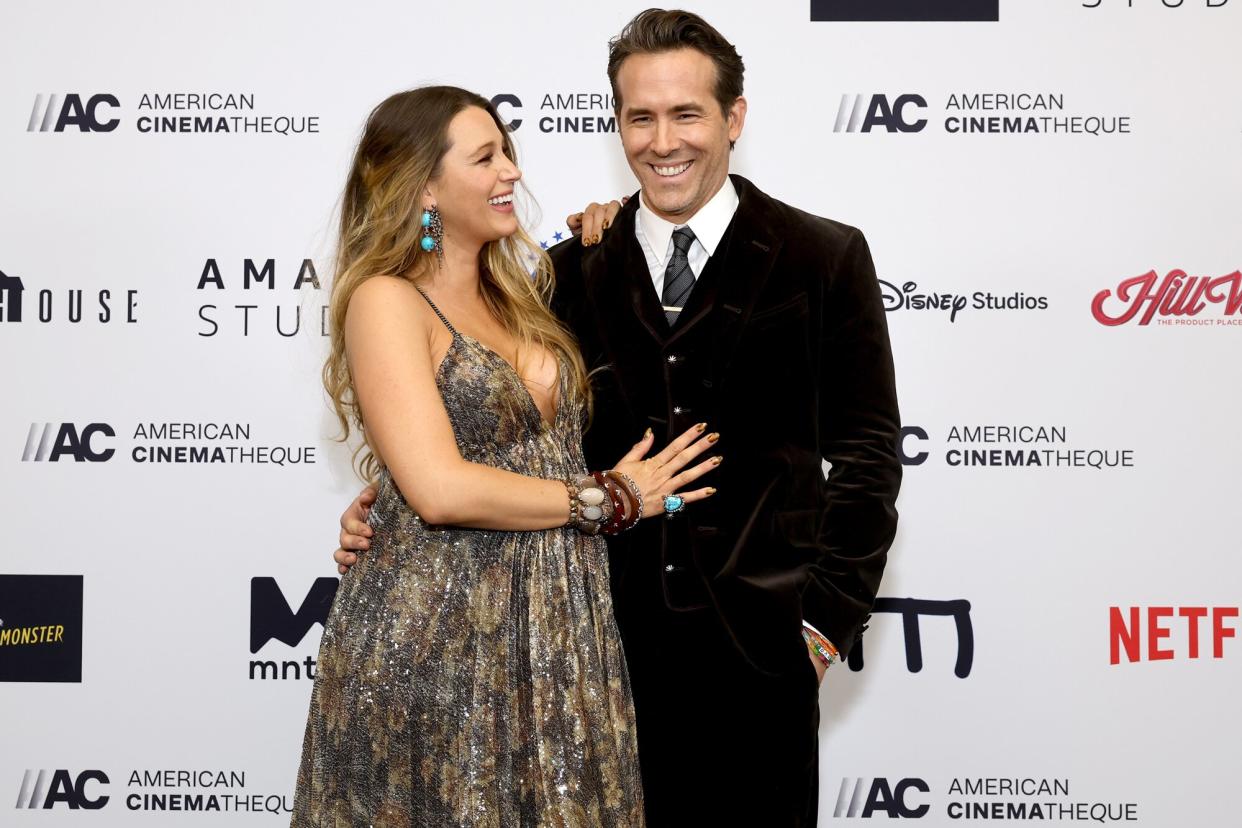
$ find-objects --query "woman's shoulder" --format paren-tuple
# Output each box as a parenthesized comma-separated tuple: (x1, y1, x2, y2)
(346, 276, 435, 334)
(349, 275, 429, 315)
(351, 274, 421, 303)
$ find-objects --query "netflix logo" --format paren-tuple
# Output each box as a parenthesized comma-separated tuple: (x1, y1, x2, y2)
(1109, 606, 1238, 665)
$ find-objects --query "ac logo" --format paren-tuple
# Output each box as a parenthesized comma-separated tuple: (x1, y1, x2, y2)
(898, 426, 929, 466)
(15, 769, 109, 810)
(27, 94, 120, 133)
(834, 94, 927, 133)
(835, 777, 930, 819)
(22, 423, 115, 462)
(490, 93, 523, 131)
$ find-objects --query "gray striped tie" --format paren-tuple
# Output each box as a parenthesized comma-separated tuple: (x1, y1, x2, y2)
(662, 226, 696, 326)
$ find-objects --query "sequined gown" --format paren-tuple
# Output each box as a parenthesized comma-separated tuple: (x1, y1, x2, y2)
(291, 293, 644, 827)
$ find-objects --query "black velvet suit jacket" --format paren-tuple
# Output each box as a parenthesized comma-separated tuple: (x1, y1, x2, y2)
(550, 174, 901, 677)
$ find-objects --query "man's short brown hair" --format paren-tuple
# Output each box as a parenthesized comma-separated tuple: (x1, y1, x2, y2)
(607, 9, 745, 115)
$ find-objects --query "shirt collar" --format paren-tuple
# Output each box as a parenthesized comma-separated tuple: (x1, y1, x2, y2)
(637, 176, 740, 267)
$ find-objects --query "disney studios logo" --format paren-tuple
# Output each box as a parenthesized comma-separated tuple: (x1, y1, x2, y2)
(879, 279, 1048, 322)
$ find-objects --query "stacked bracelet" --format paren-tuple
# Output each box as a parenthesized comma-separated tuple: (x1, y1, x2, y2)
(564, 470, 645, 536)
(605, 470, 644, 523)
(589, 472, 628, 535)
(564, 474, 613, 535)
(802, 628, 839, 670)
(604, 470, 643, 533)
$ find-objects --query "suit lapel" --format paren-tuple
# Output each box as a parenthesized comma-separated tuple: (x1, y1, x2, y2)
(581, 175, 784, 359)
(582, 194, 669, 347)
(670, 175, 784, 358)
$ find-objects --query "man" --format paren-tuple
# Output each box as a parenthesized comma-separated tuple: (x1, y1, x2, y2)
(336, 10, 900, 825)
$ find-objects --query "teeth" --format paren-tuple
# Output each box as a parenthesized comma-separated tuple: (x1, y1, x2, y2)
(488, 193, 514, 205)
(653, 162, 690, 177)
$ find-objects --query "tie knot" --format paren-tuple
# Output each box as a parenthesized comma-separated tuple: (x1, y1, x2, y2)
(671, 226, 696, 255)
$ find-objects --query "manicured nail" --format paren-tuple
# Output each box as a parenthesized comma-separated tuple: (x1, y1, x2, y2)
(706, 487, 717, 496)
(711, 456, 723, 465)
(644, 427, 653, 438)
(696, 422, 707, 432)
(602, 219, 611, 230)
(707, 432, 720, 443)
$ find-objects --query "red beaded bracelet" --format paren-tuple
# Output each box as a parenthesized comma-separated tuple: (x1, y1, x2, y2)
(593, 472, 628, 535)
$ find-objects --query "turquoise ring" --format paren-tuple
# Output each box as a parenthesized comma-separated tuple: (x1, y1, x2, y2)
(662, 494, 686, 518)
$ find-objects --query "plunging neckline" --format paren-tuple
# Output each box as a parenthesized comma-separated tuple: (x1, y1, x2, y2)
(452, 333, 564, 431)
(416, 286, 563, 431)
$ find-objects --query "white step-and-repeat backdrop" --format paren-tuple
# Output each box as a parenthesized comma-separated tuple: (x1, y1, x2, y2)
(3, 1, 1239, 825)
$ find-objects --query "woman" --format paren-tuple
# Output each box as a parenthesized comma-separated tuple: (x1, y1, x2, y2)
(291, 87, 718, 827)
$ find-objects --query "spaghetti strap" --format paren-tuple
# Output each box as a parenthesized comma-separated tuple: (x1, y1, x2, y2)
(414, 286, 459, 337)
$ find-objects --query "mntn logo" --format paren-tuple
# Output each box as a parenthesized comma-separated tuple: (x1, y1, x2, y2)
(22, 423, 115, 462)
(847, 597, 974, 678)
(27, 94, 119, 133)
(16, 769, 109, 809)
(835, 777, 929, 818)
(834, 94, 927, 133)
(249, 577, 338, 680)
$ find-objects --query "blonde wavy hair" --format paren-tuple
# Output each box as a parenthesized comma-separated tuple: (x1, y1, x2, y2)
(323, 86, 590, 481)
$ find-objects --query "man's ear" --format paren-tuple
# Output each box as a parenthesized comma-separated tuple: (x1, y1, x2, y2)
(727, 96, 748, 144)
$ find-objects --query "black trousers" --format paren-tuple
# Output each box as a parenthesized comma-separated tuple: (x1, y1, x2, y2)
(614, 572, 821, 827)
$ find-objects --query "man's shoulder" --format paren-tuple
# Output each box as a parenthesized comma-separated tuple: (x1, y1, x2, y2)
(735, 181, 873, 287)
(767, 194, 863, 251)
(736, 177, 864, 254)
(547, 236, 586, 281)
(546, 236, 590, 314)
(547, 235, 582, 266)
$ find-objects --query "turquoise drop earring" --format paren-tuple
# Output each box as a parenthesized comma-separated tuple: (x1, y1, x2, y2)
(421, 205, 443, 264)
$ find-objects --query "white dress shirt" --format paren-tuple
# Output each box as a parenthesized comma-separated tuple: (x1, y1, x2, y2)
(634, 177, 740, 309)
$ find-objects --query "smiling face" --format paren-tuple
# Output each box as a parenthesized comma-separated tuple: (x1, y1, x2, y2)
(614, 48, 746, 223)
(427, 106, 522, 250)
